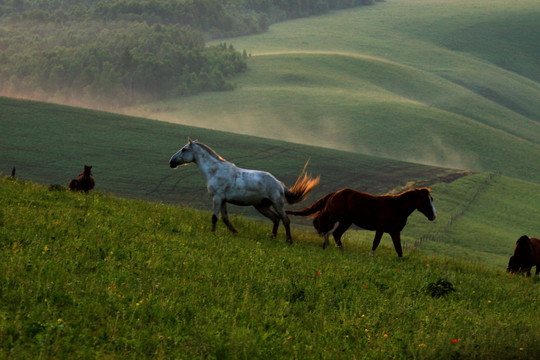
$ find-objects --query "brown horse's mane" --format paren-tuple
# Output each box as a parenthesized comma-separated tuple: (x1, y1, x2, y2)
(194, 141, 227, 162)
(380, 187, 432, 200)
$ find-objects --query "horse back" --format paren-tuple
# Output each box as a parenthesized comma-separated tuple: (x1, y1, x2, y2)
(327, 188, 395, 230)
(530, 237, 540, 264)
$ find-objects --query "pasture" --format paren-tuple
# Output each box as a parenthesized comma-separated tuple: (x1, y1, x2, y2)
(128, 0, 540, 182)
(3, 97, 540, 268)
(0, 177, 538, 359)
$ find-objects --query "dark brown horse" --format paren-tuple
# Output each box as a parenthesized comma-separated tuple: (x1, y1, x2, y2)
(286, 187, 436, 257)
(68, 165, 95, 193)
(507, 235, 540, 276)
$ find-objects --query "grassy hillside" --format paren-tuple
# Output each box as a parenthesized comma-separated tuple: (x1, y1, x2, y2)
(3, 96, 540, 268)
(128, 0, 540, 182)
(1, 177, 538, 359)
(0, 96, 455, 209)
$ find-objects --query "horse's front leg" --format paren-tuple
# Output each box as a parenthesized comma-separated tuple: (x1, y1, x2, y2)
(390, 232, 403, 257)
(370, 230, 384, 256)
(220, 201, 238, 233)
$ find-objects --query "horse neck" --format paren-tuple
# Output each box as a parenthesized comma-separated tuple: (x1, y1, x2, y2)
(395, 190, 418, 217)
(192, 145, 228, 181)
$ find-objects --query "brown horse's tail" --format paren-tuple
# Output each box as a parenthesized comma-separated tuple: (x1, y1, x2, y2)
(286, 191, 335, 216)
(284, 160, 320, 205)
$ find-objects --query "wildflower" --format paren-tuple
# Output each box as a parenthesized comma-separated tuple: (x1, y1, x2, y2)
(362, 285, 367, 288)
(419, 343, 426, 347)
(519, 347, 525, 351)
(451, 339, 458, 344)
(364, 329, 369, 332)
(361, 314, 365, 318)
(488, 300, 492, 304)
(383, 334, 388, 338)
(426, 263, 430, 267)
(317, 271, 322, 275)
(57, 318, 62, 323)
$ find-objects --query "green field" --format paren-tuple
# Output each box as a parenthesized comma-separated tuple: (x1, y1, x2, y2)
(1, 177, 538, 359)
(127, 0, 540, 182)
(0, 96, 454, 206)
(3, 96, 540, 268)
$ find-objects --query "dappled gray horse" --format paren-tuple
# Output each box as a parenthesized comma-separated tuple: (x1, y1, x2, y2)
(169, 138, 319, 243)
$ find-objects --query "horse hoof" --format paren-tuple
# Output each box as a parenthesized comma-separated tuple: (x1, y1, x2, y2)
(369, 250, 375, 257)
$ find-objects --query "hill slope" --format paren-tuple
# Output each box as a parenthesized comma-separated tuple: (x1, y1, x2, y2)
(0, 96, 455, 208)
(4, 96, 540, 268)
(0, 177, 538, 359)
(128, 0, 540, 182)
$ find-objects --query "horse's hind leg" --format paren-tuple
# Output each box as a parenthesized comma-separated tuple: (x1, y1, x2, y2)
(273, 204, 292, 244)
(255, 205, 280, 237)
(331, 220, 352, 250)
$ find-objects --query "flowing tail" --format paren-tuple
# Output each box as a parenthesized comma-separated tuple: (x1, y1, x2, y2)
(286, 191, 335, 216)
(284, 159, 320, 205)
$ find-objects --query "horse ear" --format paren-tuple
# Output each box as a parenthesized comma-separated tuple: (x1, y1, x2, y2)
(188, 136, 192, 144)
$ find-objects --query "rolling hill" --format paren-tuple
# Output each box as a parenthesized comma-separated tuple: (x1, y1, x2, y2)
(3, 97, 540, 268)
(125, 0, 540, 182)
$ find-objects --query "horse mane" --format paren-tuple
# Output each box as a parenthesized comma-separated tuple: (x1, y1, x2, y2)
(194, 141, 227, 162)
(381, 187, 431, 201)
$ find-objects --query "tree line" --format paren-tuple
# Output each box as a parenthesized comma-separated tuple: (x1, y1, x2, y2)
(0, 0, 381, 108)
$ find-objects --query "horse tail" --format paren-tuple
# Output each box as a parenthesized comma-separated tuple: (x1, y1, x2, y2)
(284, 160, 320, 205)
(286, 191, 335, 216)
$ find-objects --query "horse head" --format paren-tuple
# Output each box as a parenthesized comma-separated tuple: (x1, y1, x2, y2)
(415, 188, 437, 221)
(507, 235, 533, 274)
(83, 165, 92, 176)
(170, 138, 196, 168)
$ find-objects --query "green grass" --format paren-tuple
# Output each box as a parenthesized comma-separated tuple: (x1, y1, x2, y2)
(3, 97, 540, 269)
(127, 0, 540, 182)
(0, 96, 453, 208)
(1, 177, 539, 359)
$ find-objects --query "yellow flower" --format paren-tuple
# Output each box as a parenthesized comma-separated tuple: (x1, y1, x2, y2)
(57, 318, 62, 323)
(384, 334, 388, 338)
(419, 344, 426, 347)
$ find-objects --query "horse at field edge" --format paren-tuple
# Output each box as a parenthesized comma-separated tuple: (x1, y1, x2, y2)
(507, 235, 540, 276)
(286, 187, 436, 257)
(169, 138, 320, 243)
(68, 165, 95, 193)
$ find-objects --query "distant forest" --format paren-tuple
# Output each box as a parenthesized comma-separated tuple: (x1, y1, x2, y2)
(0, 0, 381, 107)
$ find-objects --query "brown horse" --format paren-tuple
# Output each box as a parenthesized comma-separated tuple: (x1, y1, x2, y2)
(286, 187, 436, 257)
(68, 165, 95, 193)
(507, 235, 540, 276)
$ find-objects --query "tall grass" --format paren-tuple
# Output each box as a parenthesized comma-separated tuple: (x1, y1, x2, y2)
(1, 177, 538, 359)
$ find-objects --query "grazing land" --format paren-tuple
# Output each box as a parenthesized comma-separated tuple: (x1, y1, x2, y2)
(0, 177, 538, 359)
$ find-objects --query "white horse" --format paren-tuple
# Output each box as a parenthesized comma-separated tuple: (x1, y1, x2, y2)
(169, 138, 320, 243)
